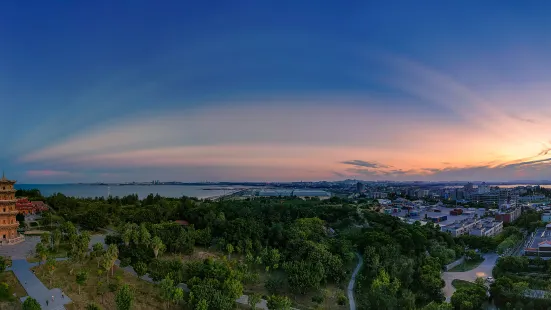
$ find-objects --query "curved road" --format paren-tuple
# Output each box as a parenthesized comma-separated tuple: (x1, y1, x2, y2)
(441, 253, 498, 301)
(348, 252, 363, 310)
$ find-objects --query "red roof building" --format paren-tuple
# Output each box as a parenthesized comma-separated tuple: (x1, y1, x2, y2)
(16, 198, 48, 215)
(174, 220, 189, 226)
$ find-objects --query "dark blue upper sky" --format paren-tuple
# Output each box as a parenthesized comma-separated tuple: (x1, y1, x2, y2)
(3, 1, 551, 182)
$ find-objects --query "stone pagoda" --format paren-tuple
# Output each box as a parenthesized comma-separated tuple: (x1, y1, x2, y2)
(0, 173, 24, 245)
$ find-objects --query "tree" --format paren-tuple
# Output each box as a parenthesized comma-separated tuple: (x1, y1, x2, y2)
(62, 221, 77, 243)
(474, 277, 485, 287)
(138, 223, 151, 246)
(46, 257, 56, 286)
(22, 297, 41, 310)
(122, 223, 134, 247)
(115, 284, 133, 310)
(51, 229, 62, 250)
(421, 302, 453, 310)
(35, 243, 48, 265)
(0, 256, 7, 272)
(171, 287, 184, 307)
(151, 236, 165, 258)
(76, 270, 89, 295)
(266, 295, 292, 310)
(0, 283, 10, 300)
(40, 232, 51, 247)
(102, 244, 118, 282)
(226, 243, 234, 259)
(92, 243, 105, 268)
(465, 250, 482, 262)
(283, 260, 325, 294)
(70, 231, 92, 267)
(451, 285, 487, 310)
(160, 276, 175, 309)
(134, 261, 148, 278)
(369, 269, 400, 309)
(196, 299, 208, 310)
(248, 293, 262, 310)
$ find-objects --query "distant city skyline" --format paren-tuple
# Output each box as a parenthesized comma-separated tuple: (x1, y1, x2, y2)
(3, 1, 551, 183)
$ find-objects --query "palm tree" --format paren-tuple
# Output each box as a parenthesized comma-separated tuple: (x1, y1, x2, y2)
(151, 236, 165, 258)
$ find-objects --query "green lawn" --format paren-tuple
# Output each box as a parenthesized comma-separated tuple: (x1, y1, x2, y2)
(448, 258, 484, 272)
(451, 279, 477, 290)
(0, 270, 26, 310)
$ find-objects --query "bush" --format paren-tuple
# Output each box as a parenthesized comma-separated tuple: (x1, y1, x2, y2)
(265, 276, 284, 294)
(105, 235, 122, 245)
(22, 297, 41, 310)
(0, 282, 10, 300)
(109, 283, 119, 292)
(119, 257, 131, 268)
(337, 293, 347, 305)
(311, 295, 323, 304)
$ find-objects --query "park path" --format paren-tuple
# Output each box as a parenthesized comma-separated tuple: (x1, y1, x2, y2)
(10, 259, 71, 310)
(347, 252, 363, 310)
(441, 253, 498, 301)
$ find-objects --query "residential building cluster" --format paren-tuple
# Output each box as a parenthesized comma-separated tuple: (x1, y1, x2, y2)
(354, 181, 551, 210)
(380, 197, 516, 238)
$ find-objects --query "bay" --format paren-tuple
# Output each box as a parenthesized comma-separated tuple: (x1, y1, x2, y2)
(14, 184, 241, 199)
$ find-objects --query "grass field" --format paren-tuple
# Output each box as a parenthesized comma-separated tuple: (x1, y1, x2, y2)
(32, 260, 181, 309)
(448, 258, 484, 272)
(0, 271, 25, 310)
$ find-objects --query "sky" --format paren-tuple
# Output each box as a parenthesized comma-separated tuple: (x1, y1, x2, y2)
(2, 1, 551, 183)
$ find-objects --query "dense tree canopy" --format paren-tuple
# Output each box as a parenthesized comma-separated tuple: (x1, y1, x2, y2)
(29, 191, 471, 309)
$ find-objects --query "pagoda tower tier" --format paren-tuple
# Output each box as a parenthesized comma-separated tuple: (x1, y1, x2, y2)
(0, 174, 24, 245)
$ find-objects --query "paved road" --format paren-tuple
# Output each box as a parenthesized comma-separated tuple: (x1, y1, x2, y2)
(11, 259, 71, 310)
(0, 236, 40, 259)
(347, 252, 363, 310)
(442, 253, 498, 301)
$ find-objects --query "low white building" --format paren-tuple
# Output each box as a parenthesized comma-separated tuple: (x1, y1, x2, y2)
(442, 218, 481, 237)
(470, 218, 504, 237)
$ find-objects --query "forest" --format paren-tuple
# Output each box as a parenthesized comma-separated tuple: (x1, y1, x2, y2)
(16, 189, 472, 309)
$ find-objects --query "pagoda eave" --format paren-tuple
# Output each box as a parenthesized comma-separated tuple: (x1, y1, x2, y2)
(0, 200, 16, 204)
(0, 223, 20, 229)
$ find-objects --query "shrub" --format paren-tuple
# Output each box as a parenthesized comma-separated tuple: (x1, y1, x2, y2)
(337, 293, 347, 305)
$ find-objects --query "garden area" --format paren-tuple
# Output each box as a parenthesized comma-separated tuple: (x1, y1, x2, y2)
(0, 257, 25, 310)
(32, 260, 172, 310)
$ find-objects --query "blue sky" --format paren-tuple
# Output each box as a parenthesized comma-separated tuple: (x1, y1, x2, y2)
(3, 1, 551, 183)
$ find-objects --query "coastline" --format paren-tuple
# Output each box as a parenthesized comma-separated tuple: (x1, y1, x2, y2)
(14, 184, 247, 200)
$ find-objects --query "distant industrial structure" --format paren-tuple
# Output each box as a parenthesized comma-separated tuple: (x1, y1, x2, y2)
(257, 189, 331, 199)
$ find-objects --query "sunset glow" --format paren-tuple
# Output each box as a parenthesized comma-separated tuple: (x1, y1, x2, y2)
(3, 2, 551, 182)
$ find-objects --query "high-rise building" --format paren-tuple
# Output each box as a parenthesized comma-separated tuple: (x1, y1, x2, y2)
(463, 182, 474, 192)
(0, 174, 24, 245)
(356, 182, 364, 193)
(478, 182, 490, 194)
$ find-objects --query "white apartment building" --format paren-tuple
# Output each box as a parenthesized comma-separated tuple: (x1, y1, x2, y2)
(470, 218, 504, 237)
(442, 218, 482, 237)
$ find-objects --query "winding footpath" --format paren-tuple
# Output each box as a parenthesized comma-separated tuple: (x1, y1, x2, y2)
(347, 252, 363, 310)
